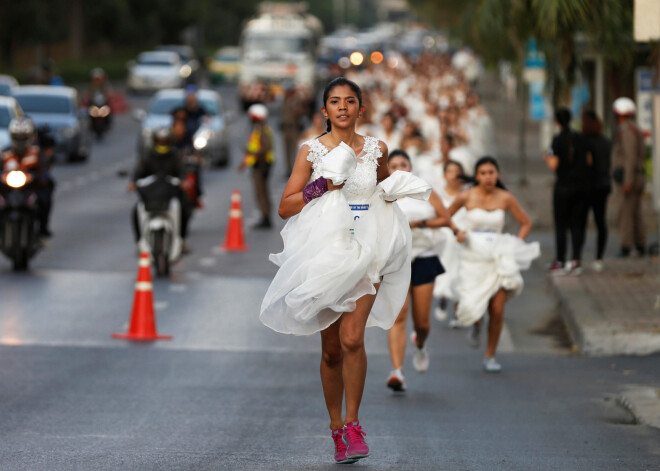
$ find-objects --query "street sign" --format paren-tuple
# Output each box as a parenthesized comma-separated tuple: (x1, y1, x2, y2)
(529, 81, 547, 121)
(636, 67, 660, 143)
(634, 0, 660, 41)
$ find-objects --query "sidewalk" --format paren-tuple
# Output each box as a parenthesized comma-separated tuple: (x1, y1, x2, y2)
(479, 71, 660, 358)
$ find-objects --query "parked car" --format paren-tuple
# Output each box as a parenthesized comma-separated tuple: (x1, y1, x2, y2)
(127, 51, 187, 93)
(12, 86, 90, 162)
(207, 46, 240, 84)
(0, 96, 24, 150)
(135, 89, 231, 166)
(156, 45, 200, 83)
(0, 75, 18, 97)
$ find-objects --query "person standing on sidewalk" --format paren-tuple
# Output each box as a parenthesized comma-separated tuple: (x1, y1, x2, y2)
(582, 110, 612, 271)
(385, 150, 454, 392)
(449, 157, 539, 372)
(544, 108, 590, 275)
(280, 83, 306, 175)
(239, 104, 274, 229)
(611, 97, 646, 257)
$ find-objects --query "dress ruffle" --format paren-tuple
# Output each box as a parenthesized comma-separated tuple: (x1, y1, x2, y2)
(260, 172, 430, 335)
(455, 232, 540, 326)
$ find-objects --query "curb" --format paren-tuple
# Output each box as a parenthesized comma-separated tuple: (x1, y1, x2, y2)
(617, 385, 660, 429)
(548, 274, 660, 356)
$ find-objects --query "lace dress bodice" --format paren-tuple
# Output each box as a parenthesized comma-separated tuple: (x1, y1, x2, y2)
(303, 136, 381, 204)
(463, 208, 505, 233)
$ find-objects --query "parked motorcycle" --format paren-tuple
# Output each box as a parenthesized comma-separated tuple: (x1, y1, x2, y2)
(135, 174, 182, 277)
(88, 91, 111, 140)
(0, 170, 41, 271)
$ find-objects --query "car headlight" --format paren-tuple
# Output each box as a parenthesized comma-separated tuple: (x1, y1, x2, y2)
(60, 127, 77, 139)
(180, 65, 192, 78)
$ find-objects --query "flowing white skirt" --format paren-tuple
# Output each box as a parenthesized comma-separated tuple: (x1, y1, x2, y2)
(455, 231, 540, 326)
(260, 192, 417, 335)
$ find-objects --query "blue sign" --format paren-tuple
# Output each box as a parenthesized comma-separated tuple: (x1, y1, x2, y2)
(525, 38, 546, 69)
(529, 81, 547, 121)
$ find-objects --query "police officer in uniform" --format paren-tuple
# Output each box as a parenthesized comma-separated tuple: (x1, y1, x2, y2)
(611, 97, 646, 257)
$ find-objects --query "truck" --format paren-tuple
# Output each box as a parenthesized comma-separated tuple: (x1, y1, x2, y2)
(238, 2, 322, 111)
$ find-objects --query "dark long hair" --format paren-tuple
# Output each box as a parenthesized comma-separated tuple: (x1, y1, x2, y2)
(469, 156, 507, 190)
(555, 107, 574, 162)
(320, 77, 363, 133)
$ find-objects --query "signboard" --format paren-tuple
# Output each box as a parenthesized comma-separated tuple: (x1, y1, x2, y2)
(529, 81, 547, 121)
(652, 94, 660, 211)
(523, 38, 546, 84)
(635, 67, 660, 143)
(634, 0, 660, 41)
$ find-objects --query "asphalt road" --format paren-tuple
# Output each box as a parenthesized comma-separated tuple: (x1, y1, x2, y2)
(0, 85, 659, 470)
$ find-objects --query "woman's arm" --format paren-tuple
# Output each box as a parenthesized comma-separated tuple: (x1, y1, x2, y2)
(506, 192, 532, 239)
(448, 190, 468, 217)
(278, 146, 314, 219)
(376, 140, 390, 183)
(410, 190, 451, 229)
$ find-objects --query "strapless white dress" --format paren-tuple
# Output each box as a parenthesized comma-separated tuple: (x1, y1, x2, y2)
(260, 136, 431, 335)
(455, 208, 540, 326)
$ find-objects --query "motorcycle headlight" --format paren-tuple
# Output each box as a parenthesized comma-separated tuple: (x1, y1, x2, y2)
(193, 135, 208, 150)
(98, 105, 111, 117)
(88, 106, 99, 117)
(5, 170, 27, 188)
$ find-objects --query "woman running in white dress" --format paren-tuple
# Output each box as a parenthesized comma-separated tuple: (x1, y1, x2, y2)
(260, 78, 431, 463)
(449, 157, 539, 372)
(385, 150, 457, 391)
(433, 160, 467, 325)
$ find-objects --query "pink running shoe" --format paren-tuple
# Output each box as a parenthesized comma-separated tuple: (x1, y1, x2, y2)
(332, 429, 357, 464)
(342, 422, 370, 459)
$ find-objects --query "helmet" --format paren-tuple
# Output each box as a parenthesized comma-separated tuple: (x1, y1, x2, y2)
(9, 117, 35, 154)
(152, 126, 172, 154)
(613, 97, 636, 116)
(247, 103, 268, 121)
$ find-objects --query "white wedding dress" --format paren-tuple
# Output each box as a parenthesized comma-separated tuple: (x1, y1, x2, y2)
(433, 188, 466, 301)
(260, 136, 431, 335)
(455, 208, 540, 326)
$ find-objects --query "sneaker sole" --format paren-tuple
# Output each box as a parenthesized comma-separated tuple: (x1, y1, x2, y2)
(335, 458, 358, 464)
(345, 453, 370, 460)
(387, 377, 406, 392)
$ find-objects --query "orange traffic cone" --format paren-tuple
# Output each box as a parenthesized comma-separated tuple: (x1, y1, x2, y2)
(221, 189, 249, 251)
(112, 252, 172, 341)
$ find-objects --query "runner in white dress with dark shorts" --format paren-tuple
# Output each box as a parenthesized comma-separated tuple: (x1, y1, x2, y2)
(449, 157, 539, 373)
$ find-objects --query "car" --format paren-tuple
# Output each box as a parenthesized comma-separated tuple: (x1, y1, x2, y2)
(0, 75, 18, 97)
(156, 45, 200, 83)
(0, 96, 24, 151)
(127, 51, 188, 93)
(135, 88, 231, 166)
(12, 85, 90, 162)
(207, 46, 240, 84)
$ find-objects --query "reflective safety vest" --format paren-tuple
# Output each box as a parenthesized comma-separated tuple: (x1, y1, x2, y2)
(244, 126, 274, 167)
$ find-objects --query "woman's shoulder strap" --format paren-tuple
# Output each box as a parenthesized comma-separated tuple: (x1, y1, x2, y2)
(303, 138, 328, 165)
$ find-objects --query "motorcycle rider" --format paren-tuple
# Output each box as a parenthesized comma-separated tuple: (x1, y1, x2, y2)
(1, 117, 50, 237)
(83, 68, 113, 127)
(171, 118, 203, 208)
(128, 126, 192, 253)
(182, 85, 207, 140)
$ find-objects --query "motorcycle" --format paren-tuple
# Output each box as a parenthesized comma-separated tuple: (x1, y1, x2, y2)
(88, 91, 112, 140)
(135, 174, 182, 277)
(0, 170, 41, 271)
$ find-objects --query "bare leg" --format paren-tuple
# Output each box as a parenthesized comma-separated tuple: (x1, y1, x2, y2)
(340, 284, 379, 424)
(387, 291, 410, 370)
(411, 282, 434, 348)
(485, 289, 507, 358)
(320, 320, 344, 430)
